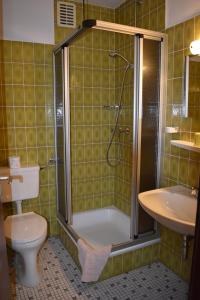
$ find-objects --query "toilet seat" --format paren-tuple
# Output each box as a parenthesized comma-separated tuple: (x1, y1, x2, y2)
(4, 212, 47, 244)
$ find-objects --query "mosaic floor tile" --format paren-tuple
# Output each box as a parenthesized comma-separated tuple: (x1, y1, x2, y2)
(10, 237, 188, 299)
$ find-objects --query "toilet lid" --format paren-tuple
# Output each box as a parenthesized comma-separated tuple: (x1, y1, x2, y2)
(4, 212, 47, 243)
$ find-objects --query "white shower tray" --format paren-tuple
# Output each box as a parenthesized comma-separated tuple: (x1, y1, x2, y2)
(71, 206, 131, 246)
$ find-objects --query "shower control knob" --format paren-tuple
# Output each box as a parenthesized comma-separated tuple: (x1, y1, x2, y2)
(119, 127, 130, 135)
(125, 127, 130, 135)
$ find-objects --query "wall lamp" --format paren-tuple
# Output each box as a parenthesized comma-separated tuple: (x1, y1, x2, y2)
(190, 39, 200, 55)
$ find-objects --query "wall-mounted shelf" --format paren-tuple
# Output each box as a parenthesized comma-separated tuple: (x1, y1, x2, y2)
(165, 127, 179, 133)
(171, 140, 200, 153)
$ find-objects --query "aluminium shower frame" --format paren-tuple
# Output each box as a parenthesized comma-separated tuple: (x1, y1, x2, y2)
(53, 20, 167, 251)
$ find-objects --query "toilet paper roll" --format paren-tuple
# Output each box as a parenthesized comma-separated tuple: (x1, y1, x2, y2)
(8, 156, 21, 169)
(194, 133, 200, 147)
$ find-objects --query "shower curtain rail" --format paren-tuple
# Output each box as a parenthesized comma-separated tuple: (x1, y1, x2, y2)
(53, 19, 95, 53)
(53, 19, 166, 54)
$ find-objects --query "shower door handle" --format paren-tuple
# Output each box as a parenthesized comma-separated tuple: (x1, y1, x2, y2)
(49, 158, 57, 165)
(40, 158, 62, 170)
(50, 158, 63, 165)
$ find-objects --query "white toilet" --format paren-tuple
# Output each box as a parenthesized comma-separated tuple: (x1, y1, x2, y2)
(0, 165, 47, 287)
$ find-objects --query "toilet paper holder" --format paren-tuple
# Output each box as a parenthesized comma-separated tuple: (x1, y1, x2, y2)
(40, 158, 57, 170)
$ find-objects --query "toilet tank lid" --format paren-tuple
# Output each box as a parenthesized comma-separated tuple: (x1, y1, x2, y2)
(0, 165, 39, 172)
(10, 165, 40, 172)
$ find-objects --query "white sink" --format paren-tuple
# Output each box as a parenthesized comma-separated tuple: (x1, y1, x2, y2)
(138, 185, 197, 236)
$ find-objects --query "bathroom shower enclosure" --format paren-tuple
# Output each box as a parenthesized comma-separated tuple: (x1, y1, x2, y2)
(53, 20, 167, 254)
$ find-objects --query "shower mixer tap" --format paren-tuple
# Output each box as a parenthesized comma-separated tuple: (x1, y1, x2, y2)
(119, 127, 130, 135)
(103, 104, 121, 111)
(111, 127, 130, 135)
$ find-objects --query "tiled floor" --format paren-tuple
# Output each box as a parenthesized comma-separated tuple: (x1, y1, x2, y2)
(10, 237, 188, 300)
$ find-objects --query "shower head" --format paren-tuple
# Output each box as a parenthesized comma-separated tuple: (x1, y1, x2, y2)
(109, 51, 130, 65)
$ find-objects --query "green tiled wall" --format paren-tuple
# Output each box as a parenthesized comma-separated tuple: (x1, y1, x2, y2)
(162, 15, 200, 189)
(160, 226, 194, 281)
(54, 1, 115, 44)
(68, 28, 135, 215)
(66, 1, 136, 215)
(0, 40, 57, 234)
(160, 14, 200, 281)
(115, 0, 136, 26)
(136, 0, 165, 31)
(69, 29, 117, 212)
(113, 0, 166, 217)
(113, 33, 134, 216)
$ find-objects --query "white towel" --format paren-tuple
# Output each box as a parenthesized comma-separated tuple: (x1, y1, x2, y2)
(77, 239, 112, 282)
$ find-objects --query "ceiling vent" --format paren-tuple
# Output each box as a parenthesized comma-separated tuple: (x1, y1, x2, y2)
(57, 1, 76, 28)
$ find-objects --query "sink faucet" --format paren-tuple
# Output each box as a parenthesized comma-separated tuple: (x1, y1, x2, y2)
(191, 187, 199, 197)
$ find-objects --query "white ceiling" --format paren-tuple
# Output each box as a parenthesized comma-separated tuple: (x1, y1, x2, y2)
(75, 0, 127, 9)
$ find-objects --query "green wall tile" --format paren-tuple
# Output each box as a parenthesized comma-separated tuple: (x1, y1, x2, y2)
(2, 41, 12, 62)
(24, 64, 34, 85)
(174, 23, 184, 51)
(27, 148, 38, 164)
(4, 86, 13, 106)
(157, 5, 165, 31)
(35, 86, 46, 105)
(26, 128, 37, 147)
(3, 63, 12, 84)
(34, 44, 45, 64)
(184, 18, 194, 48)
(7, 129, 15, 148)
(35, 65, 45, 85)
(25, 107, 36, 126)
(173, 78, 182, 104)
(22, 42, 34, 63)
(12, 42, 23, 62)
(45, 66, 53, 85)
(15, 128, 27, 147)
(24, 86, 35, 106)
(173, 51, 184, 78)
(13, 86, 25, 106)
(6, 107, 15, 127)
(36, 107, 46, 126)
(13, 63, 24, 84)
(44, 45, 53, 65)
(15, 108, 26, 127)
(37, 128, 47, 146)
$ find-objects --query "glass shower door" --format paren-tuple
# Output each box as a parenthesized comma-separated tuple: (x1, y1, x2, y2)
(54, 49, 68, 222)
(138, 38, 161, 234)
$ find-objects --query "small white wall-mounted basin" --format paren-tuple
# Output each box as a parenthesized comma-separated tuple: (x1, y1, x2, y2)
(138, 185, 197, 236)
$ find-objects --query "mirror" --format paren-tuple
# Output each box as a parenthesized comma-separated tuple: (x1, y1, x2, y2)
(183, 55, 200, 118)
